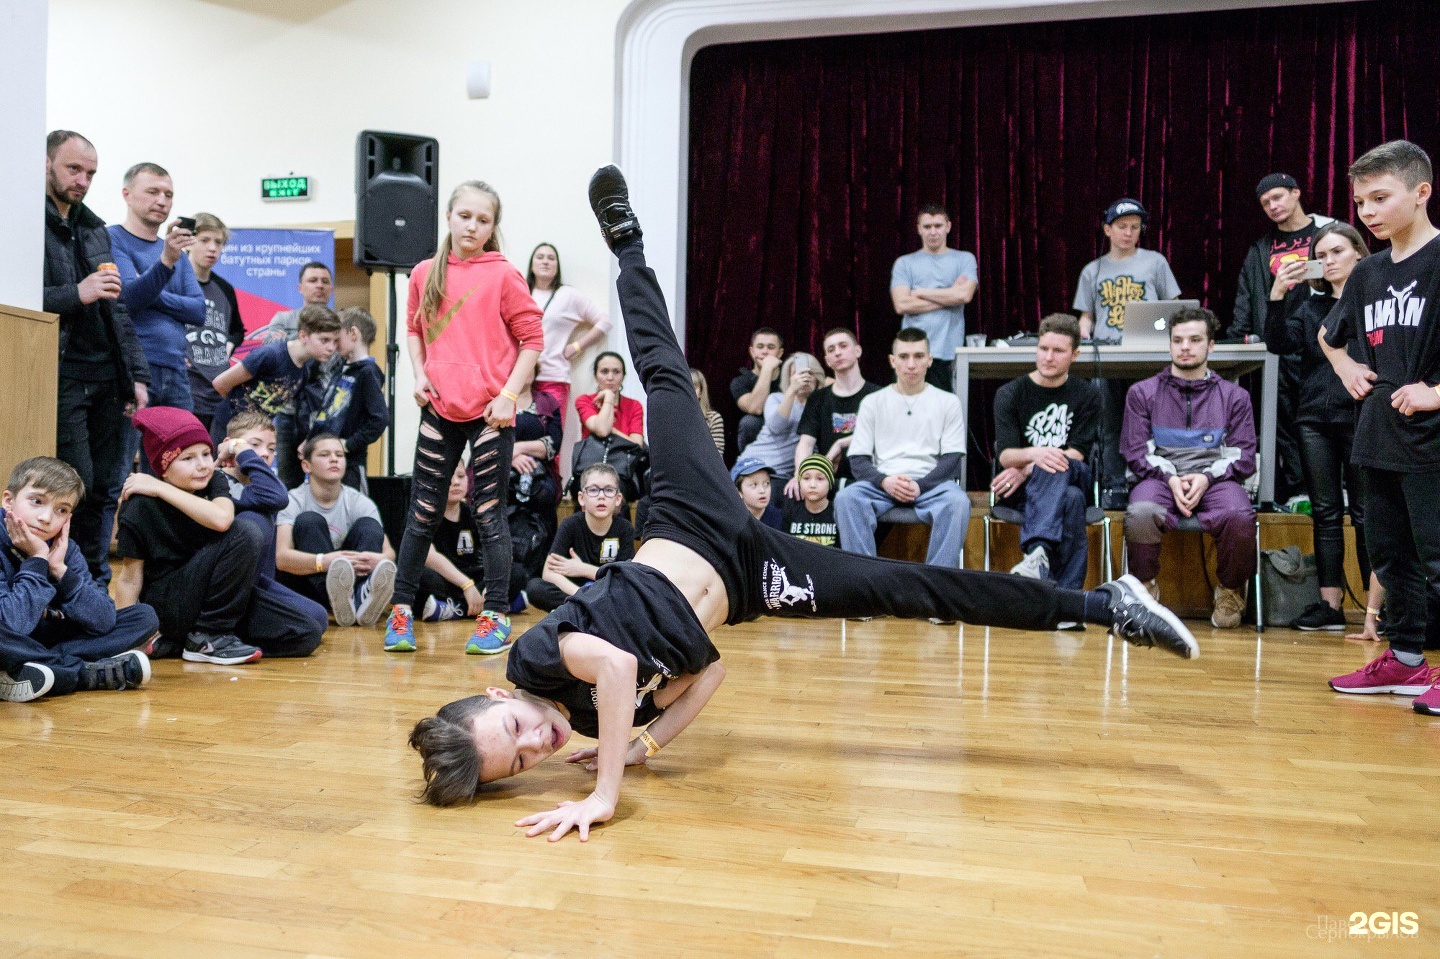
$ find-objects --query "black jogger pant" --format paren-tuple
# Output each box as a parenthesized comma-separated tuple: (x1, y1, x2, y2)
(1362, 467, 1440, 656)
(614, 240, 1092, 630)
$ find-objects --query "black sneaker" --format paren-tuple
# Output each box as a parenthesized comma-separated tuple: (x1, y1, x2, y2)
(1292, 602, 1346, 631)
(78, 650, 151, 691)
(588, 165, 642, 251)
(1098, 574, 1199, 659)
(184, 632, 262, 665)
(0, 663, 56, 702)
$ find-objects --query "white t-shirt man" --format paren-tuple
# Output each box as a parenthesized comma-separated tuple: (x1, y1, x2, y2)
(848, 384, 965, 478)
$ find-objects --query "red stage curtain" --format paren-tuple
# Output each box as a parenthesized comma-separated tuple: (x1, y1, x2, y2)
(686, 0, 1440, 464)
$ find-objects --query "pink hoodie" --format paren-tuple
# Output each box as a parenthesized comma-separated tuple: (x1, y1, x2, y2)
(407, 251, 544, 423)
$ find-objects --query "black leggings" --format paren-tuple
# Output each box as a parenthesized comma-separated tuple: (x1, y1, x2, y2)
(1297, 422, 1369, 590)
(614, 240, 1092, 630)
(393, 406, 514, 612)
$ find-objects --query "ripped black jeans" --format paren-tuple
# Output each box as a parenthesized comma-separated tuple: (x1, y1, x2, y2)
(392, 405, 515, 613)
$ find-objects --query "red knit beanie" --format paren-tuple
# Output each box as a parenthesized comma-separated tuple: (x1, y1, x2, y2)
(132, 406, 214, 476)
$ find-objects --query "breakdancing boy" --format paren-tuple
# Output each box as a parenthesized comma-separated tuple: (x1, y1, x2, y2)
(408, 167, 1198, 841)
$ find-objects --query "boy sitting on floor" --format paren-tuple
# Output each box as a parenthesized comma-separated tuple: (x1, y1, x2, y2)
(781, 454, 840, 547)
(527, 464, 636, 613)
(217, 411, 328, 635)
(731, 457, 783, 530)
(0, 457, 158, 702)
(115, 408, 325, 664)
(275, 434, 397, 628)
(416, 462, 484, 623)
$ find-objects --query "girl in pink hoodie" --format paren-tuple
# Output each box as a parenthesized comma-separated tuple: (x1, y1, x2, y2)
(384, 181, 544, 655)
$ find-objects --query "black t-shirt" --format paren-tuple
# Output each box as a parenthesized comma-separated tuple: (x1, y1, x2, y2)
(115, 473, 232, 585)
(433, 503, 482, 579)
(729, 366, 783, 405)
(993, 374, 1101, 459)
(549, 512, 636, 569)
(506, 562, 720, 738)
(781, 497, 838, 547)
(1323, 233, 1440, 472)
(798, 381, 882, 481)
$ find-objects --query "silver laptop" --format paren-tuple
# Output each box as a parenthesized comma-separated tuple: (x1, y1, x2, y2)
(1120, 299, 1201, 347)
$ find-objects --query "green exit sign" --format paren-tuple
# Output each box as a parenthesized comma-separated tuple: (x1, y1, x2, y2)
(261, 176, 311, 201)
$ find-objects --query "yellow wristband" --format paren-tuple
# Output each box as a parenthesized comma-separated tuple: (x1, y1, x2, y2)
(500, 389, 520, 403)
(459, 578, 475, 592)
(315, 552, 325, 573)
(639, 731, 661, 758)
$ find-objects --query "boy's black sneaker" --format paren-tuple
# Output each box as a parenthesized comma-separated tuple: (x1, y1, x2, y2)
(1292, 602, 1346, 631)
(184, 632, 262, 665)
(79, 650, 151, 691)
(588, 165, 642, 251)
(1097, 574, 1199, 659)
(0, 663, 56, 702)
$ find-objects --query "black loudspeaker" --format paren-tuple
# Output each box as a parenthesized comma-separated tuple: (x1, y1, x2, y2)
(366, 475, 412, 550)
(354, 131, 439, 270)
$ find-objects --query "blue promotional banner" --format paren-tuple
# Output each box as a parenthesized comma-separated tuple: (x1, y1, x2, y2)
(218, 228, 335, 332)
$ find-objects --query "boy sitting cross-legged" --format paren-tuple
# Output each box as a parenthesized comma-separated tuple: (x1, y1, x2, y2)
(0, 458, 159, 702)
(216, 411, 329, 635)
(275, 434, 397, 628)
(526, 463, 636, 614)
(114, 407, 325, 664)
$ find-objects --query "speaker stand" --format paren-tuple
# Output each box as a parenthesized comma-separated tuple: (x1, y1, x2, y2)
(381, 268, 403, 477)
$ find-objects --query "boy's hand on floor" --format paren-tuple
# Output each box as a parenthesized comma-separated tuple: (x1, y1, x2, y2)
(5, 511, 49, 558)
(121, 473, 167, 502)
(46, 520, 70, 580)
(462, 584, 484, 616)
(516, 792, 615, 842)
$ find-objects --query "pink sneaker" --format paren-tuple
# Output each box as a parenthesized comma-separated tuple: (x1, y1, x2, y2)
(1413, 674, 1440, 715)
(1329, 650, 1431, 695)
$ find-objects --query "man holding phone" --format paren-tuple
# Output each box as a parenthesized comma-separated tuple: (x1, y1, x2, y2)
(1228, 173, 1334, 507)
(43, 131, 152, 583)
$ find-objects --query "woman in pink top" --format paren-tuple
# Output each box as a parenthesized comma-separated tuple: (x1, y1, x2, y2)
(384, 181, 544, 656)
(575, 351, 645, 444)
(526, 242, 612, 424)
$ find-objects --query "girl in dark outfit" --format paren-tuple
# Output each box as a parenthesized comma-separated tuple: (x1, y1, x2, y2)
(409, 167, 1198, 841)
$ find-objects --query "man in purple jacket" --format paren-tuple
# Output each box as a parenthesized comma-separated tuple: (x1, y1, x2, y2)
(1121, 307, 1257, 629)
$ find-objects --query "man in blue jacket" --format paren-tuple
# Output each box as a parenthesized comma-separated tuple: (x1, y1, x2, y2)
(1121, 307, 1257, 629)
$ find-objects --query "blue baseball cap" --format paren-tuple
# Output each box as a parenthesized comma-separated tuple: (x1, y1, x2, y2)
(1104, 198, 1148, 225)
(730, 457, 773, 483)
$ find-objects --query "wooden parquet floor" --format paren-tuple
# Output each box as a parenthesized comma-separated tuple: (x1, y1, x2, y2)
(1, 611, 1436, 958)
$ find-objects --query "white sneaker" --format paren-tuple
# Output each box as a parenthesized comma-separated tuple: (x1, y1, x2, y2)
(326, 557, 357, 627)
(355, 560, 397, 627)
(1010, 545, 1051, 580)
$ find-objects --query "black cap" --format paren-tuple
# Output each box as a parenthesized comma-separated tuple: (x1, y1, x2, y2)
(1104, 198, 1148, 225)
(1255, 173, 1300, 197)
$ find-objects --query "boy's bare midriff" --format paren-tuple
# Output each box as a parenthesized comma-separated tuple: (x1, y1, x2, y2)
(632, 538, 729, 632)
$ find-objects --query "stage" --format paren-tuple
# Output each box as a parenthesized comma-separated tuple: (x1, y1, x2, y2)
(1, 612, 1433, 957)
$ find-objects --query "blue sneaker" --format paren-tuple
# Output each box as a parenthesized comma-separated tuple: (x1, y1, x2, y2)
(383, 605, 415, 652)
(466, 610, 512, 655)
(509, 591, 528, 615)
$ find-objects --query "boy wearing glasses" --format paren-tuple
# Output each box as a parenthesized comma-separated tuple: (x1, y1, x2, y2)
(527, 463, 636, 613)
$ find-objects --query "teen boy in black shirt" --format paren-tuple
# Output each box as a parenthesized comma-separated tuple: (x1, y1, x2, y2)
(1320, 140, 1440, 715)
(992, 314, 1100, 592)
(791, 328, 881, 492)
(407, 167, 1198, 842)
(527, 464, 637, 613)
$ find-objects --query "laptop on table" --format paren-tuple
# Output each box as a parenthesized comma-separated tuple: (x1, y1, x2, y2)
(1119, 299, 1201, 348)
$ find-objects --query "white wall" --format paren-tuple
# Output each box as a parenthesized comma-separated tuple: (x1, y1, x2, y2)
(48, 0, 631, 470)
(2, 0, 48, 312)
